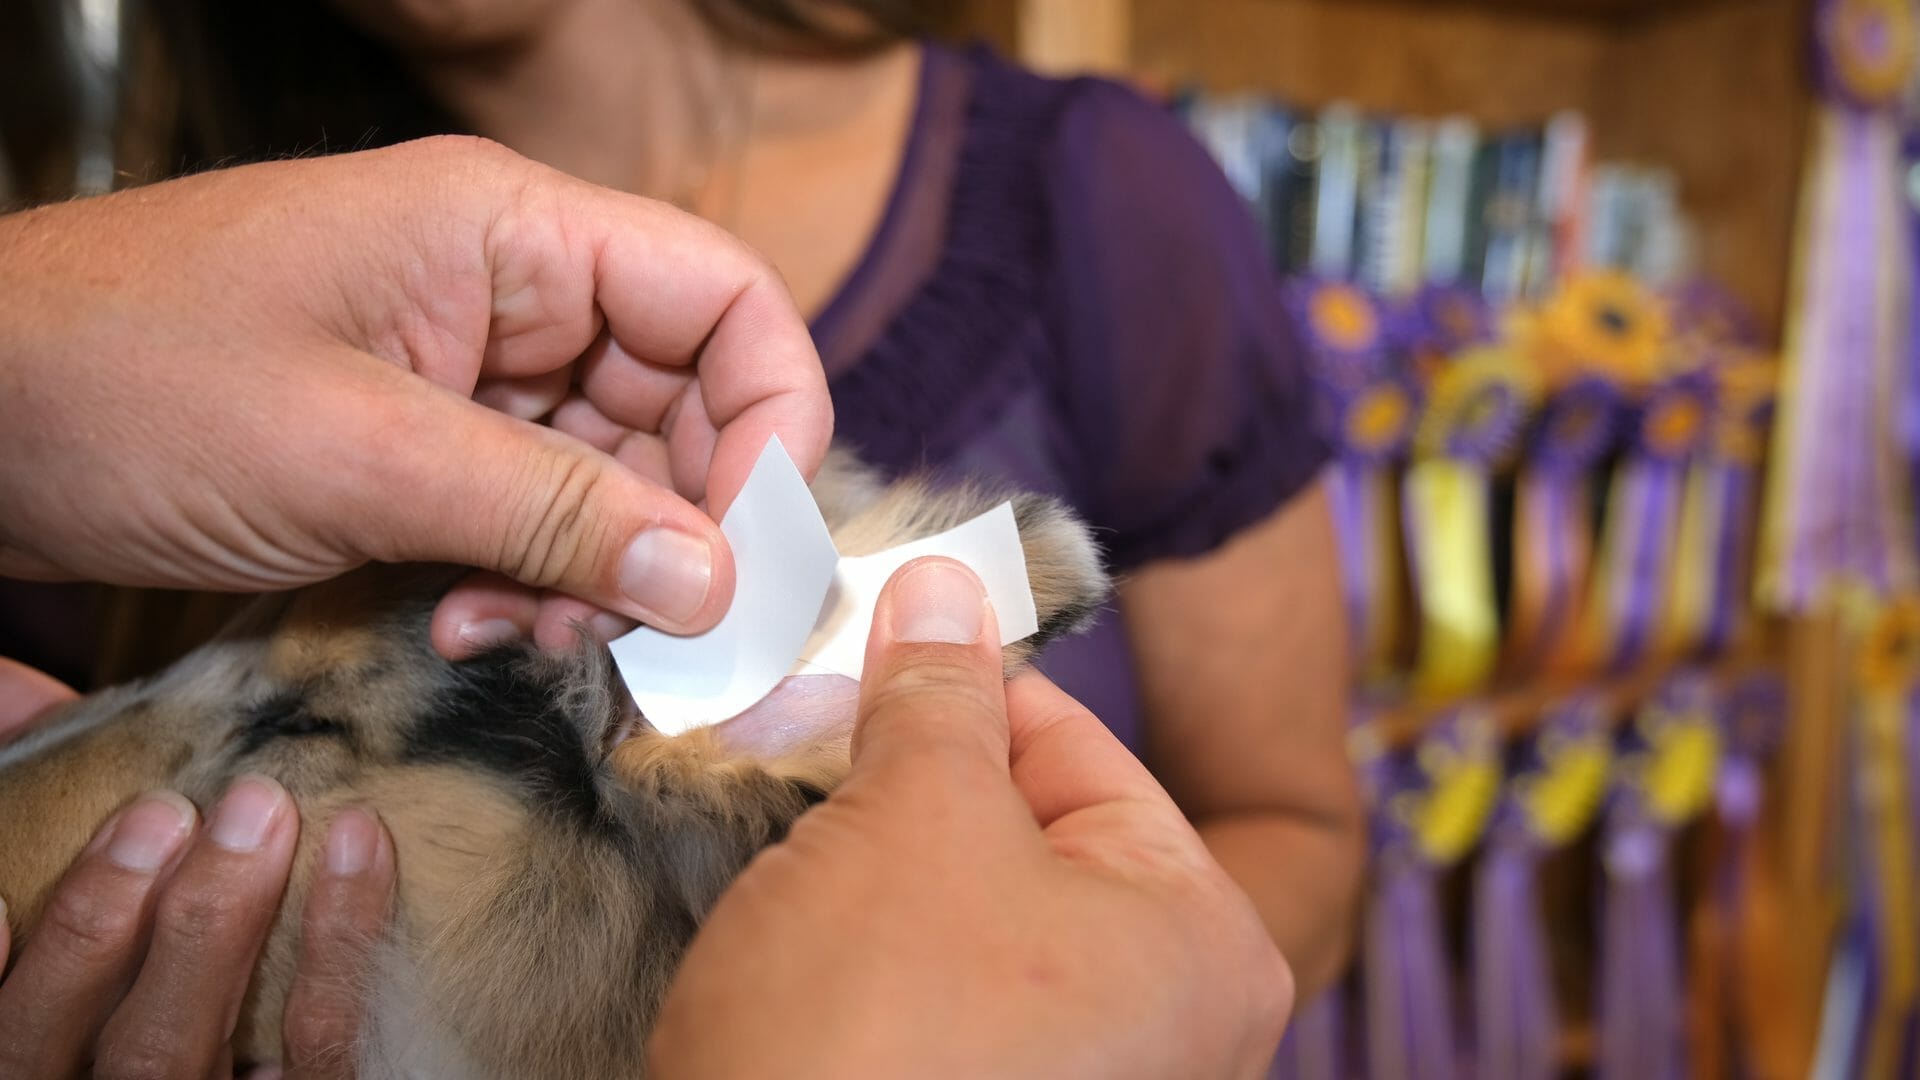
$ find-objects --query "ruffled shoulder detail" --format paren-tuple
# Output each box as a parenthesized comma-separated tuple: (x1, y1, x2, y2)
(825, 45, 1073, 469)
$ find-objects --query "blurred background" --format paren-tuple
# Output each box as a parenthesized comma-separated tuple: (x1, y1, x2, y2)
(4, 0, 1916, 1077)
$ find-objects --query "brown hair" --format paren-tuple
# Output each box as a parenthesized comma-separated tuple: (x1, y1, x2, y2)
(149, 0, 951, 171)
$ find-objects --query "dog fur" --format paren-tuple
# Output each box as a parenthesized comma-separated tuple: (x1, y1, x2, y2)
(0, 452, 1109, 1078)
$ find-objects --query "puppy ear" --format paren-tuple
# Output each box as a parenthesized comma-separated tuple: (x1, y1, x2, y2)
(815, 464, 1112, 675)
(1001, 493, 1109, 669)
(809, 448, 890, 530)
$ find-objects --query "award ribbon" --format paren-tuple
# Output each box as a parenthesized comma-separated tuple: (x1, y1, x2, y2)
(1295, 279, 1414, 688)
(1676, 361, 1776, 659)
(1356, 711, 1502, 1080)
(1404, 351, 1539, 702)
(1507, 376, 1622, 680)
(1758, 13, 1917, 608)
(1324, 377, 1419, 686)
(1597, 674, 1722, 1080)
(1472, 695, 1613, 1080)
(1579, 375, 1716, 675)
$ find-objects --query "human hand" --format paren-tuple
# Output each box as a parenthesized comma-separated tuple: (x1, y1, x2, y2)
(0, 779, 395, 1079)
(0, 135, 831, 655)
(648, 558, 1293, 1078)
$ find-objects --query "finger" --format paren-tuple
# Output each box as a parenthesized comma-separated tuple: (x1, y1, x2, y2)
(486, 177, 832, 511)
(282, 808, 395, 1080)
(532, 593, 633, 650)
(96, 776, 298, 1078)
(472, 368, 573, 421)
(430, 573, 541, 660)
(850, 559, 1014, 803)
(0, 793, 196, 1076)
(1002, 672, 1182, 828)
(549, 399, 676, 495)
(336, 356, 736, 634)
(0, 657, 77, 742)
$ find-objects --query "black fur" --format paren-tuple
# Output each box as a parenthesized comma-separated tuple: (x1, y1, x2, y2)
(404, 647, 609, 828)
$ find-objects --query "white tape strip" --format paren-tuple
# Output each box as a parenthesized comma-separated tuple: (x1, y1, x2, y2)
(609, 438, 1039, 735)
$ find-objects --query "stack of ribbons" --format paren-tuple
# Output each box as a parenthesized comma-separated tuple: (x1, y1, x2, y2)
(1767, 1, 1920, 1076)
(1267, 268, 1788, 1080)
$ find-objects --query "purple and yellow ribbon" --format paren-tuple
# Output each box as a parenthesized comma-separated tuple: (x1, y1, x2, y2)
(1355, 711, 1502, 1080)
(1579, 375, 1717, 675)
(1404, 350, 1539, 702)
(1472, 696, 1613, 1080)
(1324, 377, 1419, 687)
(1508, 376, 1622, 681)
(1597, 674, 1723, 1080)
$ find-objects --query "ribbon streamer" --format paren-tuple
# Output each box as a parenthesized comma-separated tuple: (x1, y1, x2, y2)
(1598, 804, 1687, 1080)
(1597, 675, 1722, 1080)
(1366, 850, 1460, 1080)
(1405, 353, 1536, 701)
(1472, 696, 1611, 1080)
(1357, 712, 1500, 1080)
(1759, 100, 1916, 607)
(1269, 991, 1347, 1080)
(1580, 378, 1714, 674)
(1508, 377, 1621, 680)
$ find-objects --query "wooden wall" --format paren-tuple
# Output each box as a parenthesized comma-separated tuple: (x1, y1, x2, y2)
(959, 0, 1811, 339)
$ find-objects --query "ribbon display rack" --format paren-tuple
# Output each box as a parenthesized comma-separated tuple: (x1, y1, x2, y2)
(1170, 1, 1919, 1075)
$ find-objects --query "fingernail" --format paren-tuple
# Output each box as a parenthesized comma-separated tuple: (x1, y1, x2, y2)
(456, 618, 521, 652)
(325, 808, 379, 876)
(106, 793, 196, 872)
(619, 527, 715, 627)
(888, 560, 986, 644)
(209, 775, 288, 853)
(587, 611, 633, 642)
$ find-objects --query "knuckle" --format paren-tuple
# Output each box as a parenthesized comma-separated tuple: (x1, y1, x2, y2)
(407, 133, 516, 172)
(95, 1031, 190, 1080)
(283, 994, 357, 1060)
(860, 658, 1001, 719)
(501, 450, 614, 588)
(154, 875, 252, 949)
(38, 878, 147, 966)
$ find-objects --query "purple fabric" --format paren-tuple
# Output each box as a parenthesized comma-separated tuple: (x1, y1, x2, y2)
(816, 44, 1328, 752)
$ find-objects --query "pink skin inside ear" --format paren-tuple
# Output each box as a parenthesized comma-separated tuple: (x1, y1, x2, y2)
(707, 674, 862, 760)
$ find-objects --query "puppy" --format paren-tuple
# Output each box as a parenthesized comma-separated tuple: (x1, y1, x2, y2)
(0, 453, 1109, 1077)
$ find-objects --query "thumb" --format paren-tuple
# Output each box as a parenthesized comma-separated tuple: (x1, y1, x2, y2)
(850, 558, 1013, 793)
(342, 368, 735, 634)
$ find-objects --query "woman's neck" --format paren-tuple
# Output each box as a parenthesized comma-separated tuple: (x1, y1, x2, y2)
(407, 0, 731, 196)
(407, 0, 908, 203)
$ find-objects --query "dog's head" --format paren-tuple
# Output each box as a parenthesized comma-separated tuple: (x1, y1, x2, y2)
(0, 471, 1108, 1077)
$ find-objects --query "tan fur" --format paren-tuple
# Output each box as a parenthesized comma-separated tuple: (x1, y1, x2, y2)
(0, 453, 1108, 1078)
